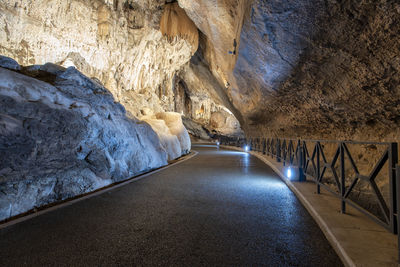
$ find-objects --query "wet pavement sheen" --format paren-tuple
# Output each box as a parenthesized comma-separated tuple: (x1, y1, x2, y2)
(0, 144, 343, 266)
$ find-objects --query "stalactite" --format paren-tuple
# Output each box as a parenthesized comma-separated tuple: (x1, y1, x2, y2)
(160, 2, 199, 55)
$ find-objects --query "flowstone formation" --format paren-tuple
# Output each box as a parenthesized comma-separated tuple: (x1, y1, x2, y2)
(142, 112, 191, 160)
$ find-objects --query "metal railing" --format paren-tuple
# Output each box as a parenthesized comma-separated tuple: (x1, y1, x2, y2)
(217, 135, 399, 247)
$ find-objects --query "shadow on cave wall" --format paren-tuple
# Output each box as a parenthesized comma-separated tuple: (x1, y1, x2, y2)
(233, 0, 400, 142)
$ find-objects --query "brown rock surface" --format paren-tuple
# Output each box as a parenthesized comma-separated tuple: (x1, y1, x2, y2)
(178, 0, 249, 87)
(160, 2, 199, 54)
(225, 0, 400, 141)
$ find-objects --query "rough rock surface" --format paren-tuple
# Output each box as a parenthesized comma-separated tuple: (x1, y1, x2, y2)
(182, 117, 210, 140)
(0, 0, 193, 118)
(155, 112, 191, 155)
(177, 39, 244, 138)
(226, 0, 400, 141)
(0, 0, 244, 137)
(0, 66, 168, 221)
(0, 55, 20, 71)
(210, 109, 243, 137)
(141, 117, 182, 161)
(2, 0, 398, 141)
(179, 0, 249, 86)
(160, 2, 199, 55)
(177, 0, 400, 142)
(142, 111, 191, 161)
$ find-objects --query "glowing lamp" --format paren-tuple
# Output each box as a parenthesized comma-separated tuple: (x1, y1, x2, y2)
(287, 168, 292, 179)
(244, 145, 249, 152)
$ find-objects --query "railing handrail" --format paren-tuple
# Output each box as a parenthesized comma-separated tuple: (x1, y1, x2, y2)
(245, 136, 395, 145)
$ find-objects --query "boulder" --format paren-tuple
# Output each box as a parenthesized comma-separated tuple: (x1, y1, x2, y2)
(0, 55, 21, 71)
(210, 109, 244, 137)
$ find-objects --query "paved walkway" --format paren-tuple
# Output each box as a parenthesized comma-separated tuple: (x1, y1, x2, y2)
(224, 144, 399, 266)
(0, 144, 342, 266)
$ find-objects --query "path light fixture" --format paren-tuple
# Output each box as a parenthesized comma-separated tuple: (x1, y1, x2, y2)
(286, 167, 292, 179)
(244, 145, 249, 152)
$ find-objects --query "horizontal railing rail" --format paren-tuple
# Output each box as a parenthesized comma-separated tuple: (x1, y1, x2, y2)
(216, 135, 399, 239)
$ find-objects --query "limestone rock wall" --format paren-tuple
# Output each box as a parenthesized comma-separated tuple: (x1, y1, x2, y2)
(217, 0, 400, 142)
(0, 0, 193, 118)
(174, 33, 244, 138)
(0, 0, 244, 138)
(178, 0, 249, 88)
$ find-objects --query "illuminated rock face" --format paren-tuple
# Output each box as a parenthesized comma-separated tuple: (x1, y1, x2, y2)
(141, 112, 191, 161)
(160, 2, 199, 55)
(178, 0, 248, 85)
(217, 0, 400, 141)
(155, 112, 191, 154)
(2, 0, 398, 141)
(0, 0, 193, 118)
(210, 110, 243, 137)
(0, 65, 169, 221)
(178, 0, 400, 141)
(179, 51, 244, 137)
(0, 0, 243, 139)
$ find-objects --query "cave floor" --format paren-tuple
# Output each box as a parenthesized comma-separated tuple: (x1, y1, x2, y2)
(0, 144, 342, 266)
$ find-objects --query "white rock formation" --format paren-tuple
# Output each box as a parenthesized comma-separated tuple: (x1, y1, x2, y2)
(0, 65, 168, 221)
(141, 112, 191, 160)
(141, 116, 182, 161)
(156, 112, 191, 154)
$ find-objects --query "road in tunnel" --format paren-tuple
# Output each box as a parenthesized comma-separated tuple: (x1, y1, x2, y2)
(0, 144, 342, 266)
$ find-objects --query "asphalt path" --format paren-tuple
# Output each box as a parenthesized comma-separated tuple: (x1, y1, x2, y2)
(0, 144, 342, 266)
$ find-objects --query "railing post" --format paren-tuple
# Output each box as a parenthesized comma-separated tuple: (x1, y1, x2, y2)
(316, 142, 321, 194)
(396, 164, 400, 262)
(340, 142, 346, 214)
(276, 139, 281, 163)
(282, 140, 286, 166)
(389, 142, 398, 234)
(298, 140, 306, 181)
(262, 138, 266, 154)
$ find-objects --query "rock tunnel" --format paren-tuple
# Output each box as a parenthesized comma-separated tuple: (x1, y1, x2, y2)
(0, 0, 400, 265)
